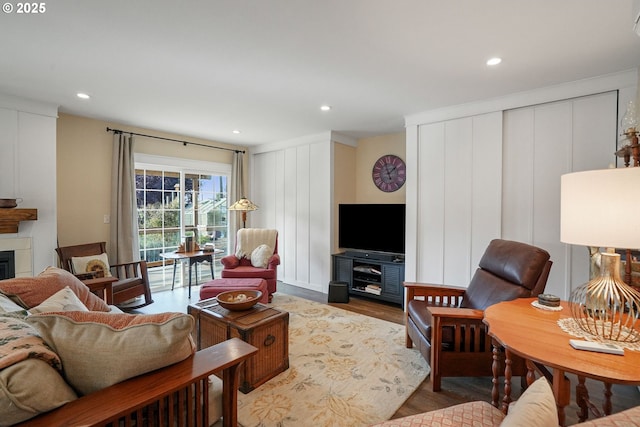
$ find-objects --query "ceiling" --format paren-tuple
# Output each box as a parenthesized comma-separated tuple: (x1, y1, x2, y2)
(2, 1, 639, 146)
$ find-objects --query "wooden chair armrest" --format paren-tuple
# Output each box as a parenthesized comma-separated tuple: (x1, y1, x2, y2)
(404, 282, 467, 308)
(18, 338, 258, 427)
(75, 271, 98, 280)
(427, 306, 484, 320)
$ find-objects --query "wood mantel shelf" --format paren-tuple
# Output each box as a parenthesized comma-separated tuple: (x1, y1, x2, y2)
(0, 208, 37, 233)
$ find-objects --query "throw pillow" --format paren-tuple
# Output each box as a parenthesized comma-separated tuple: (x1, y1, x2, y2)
(27, 311, 196, 396)
(250, 244, 273, 268)
(0, 293, 27, 316)
(29, 286, 88, 314)
(71, 253, 112, 278)
(500, 376, 558, 427)
(0, 358, 77, 427)
(0, 266, 110, 312)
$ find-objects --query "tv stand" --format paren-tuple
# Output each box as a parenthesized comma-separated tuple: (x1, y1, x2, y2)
(332, 252, 404, 307)
(343, 250, 398, 263)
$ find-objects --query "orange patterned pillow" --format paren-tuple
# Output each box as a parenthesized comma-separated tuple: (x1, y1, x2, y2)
(0, 267, 110, 312)
(27, 311, 196, 395)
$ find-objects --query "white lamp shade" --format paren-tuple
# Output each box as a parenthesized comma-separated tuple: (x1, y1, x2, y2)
(561, 167, 640, 249)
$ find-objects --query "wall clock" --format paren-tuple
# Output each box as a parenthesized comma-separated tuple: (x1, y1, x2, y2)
(372, 154, 406, 192)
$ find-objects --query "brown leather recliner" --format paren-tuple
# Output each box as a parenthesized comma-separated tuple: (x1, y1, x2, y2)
(405, 239, 552, 391)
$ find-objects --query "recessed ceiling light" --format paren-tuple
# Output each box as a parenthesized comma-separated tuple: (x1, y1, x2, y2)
(232, 129, 241, 134)
(320, 105, 331, 111)
(76, 92, 90, 99)
(486, 57, 502, 66)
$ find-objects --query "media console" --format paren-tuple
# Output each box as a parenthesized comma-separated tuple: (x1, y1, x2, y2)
(332, 252, 404, 307)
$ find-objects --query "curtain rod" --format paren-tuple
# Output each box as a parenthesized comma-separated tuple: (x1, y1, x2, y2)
(106, 127, 245, 154)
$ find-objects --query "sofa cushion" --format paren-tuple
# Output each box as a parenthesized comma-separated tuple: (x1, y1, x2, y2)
(71, 252, 112, 278)
(501, 377, 558, 427)
(29, 286, 89, 314)
(27, 311, 196, 395)
(0, 266, 110, 312)
(250, 244, 273, 268)
(0, 314, 61, 371)
(0, 358, 78, 427)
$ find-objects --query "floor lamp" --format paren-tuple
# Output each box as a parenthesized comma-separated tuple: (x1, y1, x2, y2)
(228, 197, 258, 228)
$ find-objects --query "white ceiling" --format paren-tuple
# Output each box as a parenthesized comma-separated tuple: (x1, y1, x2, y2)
(2, 0, 639, 146)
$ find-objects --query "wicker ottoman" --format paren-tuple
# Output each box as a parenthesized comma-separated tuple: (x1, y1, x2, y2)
(199, 278, 269, 304)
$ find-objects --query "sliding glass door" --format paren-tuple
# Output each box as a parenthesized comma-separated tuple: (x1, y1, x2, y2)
(135, 156, 230, 291)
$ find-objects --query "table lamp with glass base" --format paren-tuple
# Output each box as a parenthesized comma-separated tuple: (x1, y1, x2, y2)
(561, 167, 640, 343)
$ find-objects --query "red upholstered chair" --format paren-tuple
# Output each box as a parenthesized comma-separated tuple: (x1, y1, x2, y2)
(220, 228, 280, 301)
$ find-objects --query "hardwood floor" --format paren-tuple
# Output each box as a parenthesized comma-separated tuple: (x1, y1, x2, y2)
(132, 282, 640, 425)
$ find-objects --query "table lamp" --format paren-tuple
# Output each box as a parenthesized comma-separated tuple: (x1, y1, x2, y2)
(228, 197, 258, 228)
(561, 167, 640, 343)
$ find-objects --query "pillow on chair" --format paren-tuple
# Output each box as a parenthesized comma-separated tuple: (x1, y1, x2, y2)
(251, 244, 273, 268)
(71, 253, 112, 278)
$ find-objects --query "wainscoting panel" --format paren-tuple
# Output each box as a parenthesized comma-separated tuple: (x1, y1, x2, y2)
(502, 91, 617, 298)
(251, 138, 331, 293)
(413, 112, 502, 287)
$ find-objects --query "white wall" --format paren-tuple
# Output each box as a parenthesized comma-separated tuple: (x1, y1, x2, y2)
(250, 132, 336, 293)
(0, 94, 58, 274)
(502, 92, 617, 298)
(405, 69, 638, 299)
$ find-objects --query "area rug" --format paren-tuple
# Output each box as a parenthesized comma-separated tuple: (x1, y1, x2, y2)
(236, 294, 430, 427)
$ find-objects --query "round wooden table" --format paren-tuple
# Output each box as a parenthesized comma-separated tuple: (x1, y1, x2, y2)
(483, 297, 640, 426)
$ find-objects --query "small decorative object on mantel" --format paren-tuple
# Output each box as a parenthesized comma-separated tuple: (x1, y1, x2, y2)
(0, 198, 22, 209)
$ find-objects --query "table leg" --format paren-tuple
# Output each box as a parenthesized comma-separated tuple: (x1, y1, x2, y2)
(171, 261, 177, 291)
(491, 339, 501, 410)
(603, 382, 612, 416)
(576, 376, 589, 422)
(188, 262, 193, 299)
(552, 368, 571, 427)
(502, 348, 513, 414)
(210, 255, 214, 278)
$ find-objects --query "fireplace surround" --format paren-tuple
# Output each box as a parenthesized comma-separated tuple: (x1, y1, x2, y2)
(0, 238, 32, 278)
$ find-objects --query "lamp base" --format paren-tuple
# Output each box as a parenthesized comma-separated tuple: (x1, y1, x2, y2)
(569, 252, 640, 343)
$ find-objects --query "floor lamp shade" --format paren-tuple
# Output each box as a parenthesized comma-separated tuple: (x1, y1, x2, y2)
(228, 197, 258, 228)
(560, 167, 640, 343)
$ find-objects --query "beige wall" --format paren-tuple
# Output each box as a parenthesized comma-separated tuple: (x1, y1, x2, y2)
(330, 132, 406, 253)
(355, 132, 406, 203)
(56, 113, 246, 250)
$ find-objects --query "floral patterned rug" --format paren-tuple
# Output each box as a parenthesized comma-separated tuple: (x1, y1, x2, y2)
(236, 294, 430, 427)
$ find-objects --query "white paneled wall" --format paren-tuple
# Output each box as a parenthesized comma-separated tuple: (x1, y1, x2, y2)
(0, 96, 58, 274)
(410, 112, 502, 286)
(502, 92, 617, 298)
(407, 91, 619, 298)
(251, 138, 332, 293)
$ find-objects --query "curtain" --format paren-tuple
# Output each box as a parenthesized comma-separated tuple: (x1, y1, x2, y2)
(109, 133, 140, 263)
(229, 151, 245, 250)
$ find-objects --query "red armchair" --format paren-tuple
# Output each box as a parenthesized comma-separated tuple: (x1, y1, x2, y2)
(220, 228, 280, 301)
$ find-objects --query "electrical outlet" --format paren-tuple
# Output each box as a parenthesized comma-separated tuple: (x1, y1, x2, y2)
(103, 214, 110, 224)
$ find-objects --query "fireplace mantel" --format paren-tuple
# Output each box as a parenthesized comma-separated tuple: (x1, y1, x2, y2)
(0, 209, 38, 233)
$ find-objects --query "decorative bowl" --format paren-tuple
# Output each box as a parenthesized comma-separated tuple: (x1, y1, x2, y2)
(216, 290, 262, 311)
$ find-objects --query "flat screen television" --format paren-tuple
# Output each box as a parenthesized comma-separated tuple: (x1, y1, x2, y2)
(338, 203, 405, 255)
